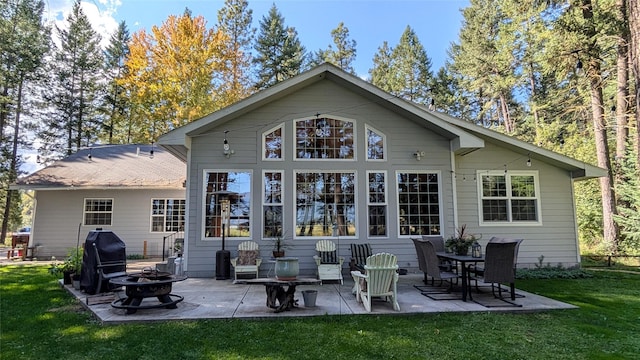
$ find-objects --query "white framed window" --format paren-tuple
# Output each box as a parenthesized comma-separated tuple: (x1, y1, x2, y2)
(263, 124, 284, 160)
(294, 171, 357, 237)
(203, 170, 252, 239)
(151, 199, 186, 232)
(478, 171, 541, 225)
(396, 171, 442, 236)
(295, 116, 355, 160)
(83, 198, 113, 226)
(367, 171, 387, 237)
(263, 171, 283, 238)
(365, 125, 386, 161)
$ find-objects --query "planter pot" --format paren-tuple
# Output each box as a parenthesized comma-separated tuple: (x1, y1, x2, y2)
(63, 271, 73, 285)
(302, 290, 317, 307)
(455, 246, 470, 256)
(275, 257, 299, 280)
(72, 274, 81, 290)
(272, 251, 285, 258)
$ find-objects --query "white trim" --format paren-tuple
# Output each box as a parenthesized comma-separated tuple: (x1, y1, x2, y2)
(292, 114, 357, 162)
(364, 124, 387, 162)
(476, 170, 543, 226)
(394, 170, 444, 237)
(450, 150, 458, 235)
(261, 123, 285, 161)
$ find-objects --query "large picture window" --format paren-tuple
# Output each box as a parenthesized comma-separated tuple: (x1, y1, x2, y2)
(295, 171, 356, 237)
(263, 171, 283, 238)
(84, 198, 113, 226)
(151, 199, 186, 232)
(479, 171, 540, 224)
(295, 117, 354, 159)
(367, 171, 387, 237)
(396, 172, 441, 236)
(204, 171, 252, 238)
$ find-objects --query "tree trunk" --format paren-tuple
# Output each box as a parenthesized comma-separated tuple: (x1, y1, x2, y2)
(0, 78, 23, 244)
(628, 0, 640, 168)
(615, 0, 629, 166)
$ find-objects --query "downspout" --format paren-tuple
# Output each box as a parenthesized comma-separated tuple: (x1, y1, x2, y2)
(449, 145, 459, 235)
(182, 137, 192, 273)
(569, 172, 581, 266)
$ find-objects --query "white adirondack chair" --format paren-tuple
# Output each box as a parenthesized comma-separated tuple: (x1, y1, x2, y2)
(230, 241, 262, 280)
(313, 240, 344, 284)
(350, 252, 400, 312)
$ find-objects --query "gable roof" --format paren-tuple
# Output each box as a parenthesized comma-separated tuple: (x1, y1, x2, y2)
(158, 63, 605, 181)
(12, 145, 186, 190)
(158, 63, 485, 160)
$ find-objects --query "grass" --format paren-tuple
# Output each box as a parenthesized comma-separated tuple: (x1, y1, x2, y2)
(1, 265, 639, 360)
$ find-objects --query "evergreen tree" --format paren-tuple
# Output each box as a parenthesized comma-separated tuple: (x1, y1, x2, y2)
(216, 0, 255, 107)
(0, 0, 49, 242)
(253, 4, 305, 89)
(40, 0, 103, 157)
(319, 22, 357, 74)
(101, 21, 130, 144)
(369, 26, 433, 105)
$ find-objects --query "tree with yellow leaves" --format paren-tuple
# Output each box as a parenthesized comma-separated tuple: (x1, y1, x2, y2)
(119, 8, 226, 142)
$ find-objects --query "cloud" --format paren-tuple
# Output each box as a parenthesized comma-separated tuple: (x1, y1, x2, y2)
(45, 0, 121, 47)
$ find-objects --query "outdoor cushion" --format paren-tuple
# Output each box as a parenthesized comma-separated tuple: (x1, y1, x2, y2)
(320, 250, 338, 264)
(237, 250, 257, 265)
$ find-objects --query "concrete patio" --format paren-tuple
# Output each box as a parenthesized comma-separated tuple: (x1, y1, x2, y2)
(62, 261, 577, 324)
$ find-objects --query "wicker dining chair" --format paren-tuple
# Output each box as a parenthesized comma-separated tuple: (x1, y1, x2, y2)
(468, 241, 521, 304)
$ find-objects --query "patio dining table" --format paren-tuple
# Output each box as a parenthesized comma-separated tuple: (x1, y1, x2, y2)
(436, 252, 484, 302)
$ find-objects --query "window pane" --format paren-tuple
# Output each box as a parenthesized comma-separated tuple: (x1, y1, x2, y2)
(397, 172, 440, 235)
(511, 199, 537, 221)
(264, 126, 282, 159)
(295, 118, 354, 159)
(368, 205, 386, 236)
(368, 172, 386, 203)
(263, 205, 283, 238)
(367, 127, 384, 160)
(482, 199, 508, 221)
(204, 172, 251, 238)
(84, 199, 113, 226)
(295, 172, 356, 237)
(264, 172, 282, 204)
(482, 175, 506, 197)
(511, 175, 536, 197)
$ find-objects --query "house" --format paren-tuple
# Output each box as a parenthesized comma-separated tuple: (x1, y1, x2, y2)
(158, 63, 606, 278)
(11, 144, 187, 259)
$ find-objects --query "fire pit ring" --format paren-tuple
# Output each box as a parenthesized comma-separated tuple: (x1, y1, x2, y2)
(110, 271, 187, 314)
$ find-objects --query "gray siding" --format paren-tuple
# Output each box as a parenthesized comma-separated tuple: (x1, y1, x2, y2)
(31, 188, 185, 259)
(456, 142, 580, 268)
(184, 80, 456, 277)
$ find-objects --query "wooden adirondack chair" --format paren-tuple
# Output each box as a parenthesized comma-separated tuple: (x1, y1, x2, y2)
(313, 240, 344, 284)
(230, 241, 262, 280)
(350, 252, 400, 312)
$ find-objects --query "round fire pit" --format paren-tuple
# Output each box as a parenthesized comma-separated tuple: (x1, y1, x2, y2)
(110, 270, 187, 314)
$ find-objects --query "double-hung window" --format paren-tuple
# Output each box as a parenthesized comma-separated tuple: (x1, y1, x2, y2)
(479, 171, 541, 224)
(151, 199, 186, 232)
(84, 198, 113, 226)
(263, 171, 283, 238)
(396, 172, 442, 236)
(367, 171, 387, 237)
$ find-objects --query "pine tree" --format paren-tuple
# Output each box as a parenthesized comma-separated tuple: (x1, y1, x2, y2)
(319, 22, 357, 74)
(369, 26, 433, 106)
(101, 21, 131, 144)
(40, 0, 103, 157)
(253, 4, 305, 89)
(216, 0, 255, 107)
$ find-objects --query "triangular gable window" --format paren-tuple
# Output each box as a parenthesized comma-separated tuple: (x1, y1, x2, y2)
(263, 124, 283, 160)
(366, 125, 386, 161)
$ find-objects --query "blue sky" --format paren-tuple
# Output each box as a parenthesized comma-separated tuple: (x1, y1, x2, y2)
(25, 0, 468, 173)
(47, 0, 469, 77)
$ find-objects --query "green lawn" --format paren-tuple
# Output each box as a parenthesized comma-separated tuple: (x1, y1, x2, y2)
(1, 264, 639, 360)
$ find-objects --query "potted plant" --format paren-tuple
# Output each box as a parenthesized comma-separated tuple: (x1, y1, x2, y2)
(445, 224, 480, 256)
(269, 234, 291, 258)
(49, 248, 83, 287)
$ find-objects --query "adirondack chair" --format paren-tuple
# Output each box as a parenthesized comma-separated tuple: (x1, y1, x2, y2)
(230, 241, 262, 280)
(313, 240, 344, 284)
(351, 252, 400, 312)
(349, 243, 372, 272)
